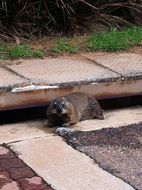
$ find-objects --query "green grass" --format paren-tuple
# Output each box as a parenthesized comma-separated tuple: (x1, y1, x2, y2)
(1, 27, 142, 59)
(50, 38, 79, 53)
(9, 45, 33, 58)
(0, 44, 44, 59)
(88, 27, 142, 52)
(32, 49, 44, 58)
(9, 45, 44, 59)
(50, 27, 142, 54)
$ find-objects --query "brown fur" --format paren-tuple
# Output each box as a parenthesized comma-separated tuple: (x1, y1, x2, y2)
(46, 92, 104, 127)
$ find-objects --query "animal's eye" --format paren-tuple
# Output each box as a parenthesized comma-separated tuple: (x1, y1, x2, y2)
(53, 102, 57, 105)
(61, 102, 65, 106)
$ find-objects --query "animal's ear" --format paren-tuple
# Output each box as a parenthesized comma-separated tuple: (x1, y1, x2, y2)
(48, 100, 54, 107)
(62, 97, 67, 101)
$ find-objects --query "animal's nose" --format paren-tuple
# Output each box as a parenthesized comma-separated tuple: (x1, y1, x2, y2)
(57, 105, 62, 112)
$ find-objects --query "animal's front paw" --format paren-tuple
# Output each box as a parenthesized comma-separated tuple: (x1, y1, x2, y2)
(55, 127, 75, 137)
(98, 114, 105, 120)
(96, 111, 105, 120)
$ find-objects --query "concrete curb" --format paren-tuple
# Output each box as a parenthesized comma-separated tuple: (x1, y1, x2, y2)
(0, 52, 142, 110)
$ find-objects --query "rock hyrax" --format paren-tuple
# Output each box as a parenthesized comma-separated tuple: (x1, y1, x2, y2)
(46, 92, 104, 128)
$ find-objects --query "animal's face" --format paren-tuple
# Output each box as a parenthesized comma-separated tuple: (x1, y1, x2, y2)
(50, 97, 71, 115)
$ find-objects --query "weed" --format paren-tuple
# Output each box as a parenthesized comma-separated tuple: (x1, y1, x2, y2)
(9, 45, 44, 59)
(9, 45, 32, 58)
(32, 49, 44, 58)
(51, 38, 79, 54)
(1, 26, 142, 60)
(88, 27, 142, 52)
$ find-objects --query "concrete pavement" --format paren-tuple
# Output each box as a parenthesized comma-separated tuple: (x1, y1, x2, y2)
(0, 107, 142, 190)
(9, 136, 134, 190)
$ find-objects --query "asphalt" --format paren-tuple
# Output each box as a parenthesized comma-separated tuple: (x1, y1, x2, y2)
(60, 123, 142, 190)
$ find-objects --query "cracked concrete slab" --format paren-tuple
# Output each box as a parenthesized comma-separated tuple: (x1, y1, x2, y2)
(7, 57, 119, 85)
(9, 136, 134, 190)
(82, 53, 142, 78)
(0, 67, 29, 90)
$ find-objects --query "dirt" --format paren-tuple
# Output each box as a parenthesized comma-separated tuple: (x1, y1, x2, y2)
(27, 37, 142, 57)
(28, 35, 88, 57)
(1, 35, 142, 66)
(60, 123, 142, 190)
(127, 45, 142, 55)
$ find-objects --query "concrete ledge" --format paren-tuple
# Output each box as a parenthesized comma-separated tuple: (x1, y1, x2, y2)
(0, 53, 142, 110)
(0, 79, 142, 111)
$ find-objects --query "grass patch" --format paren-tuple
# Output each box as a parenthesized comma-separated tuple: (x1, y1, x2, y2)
(88, 27, 142, 52)
(9, 45, 44, 59)
(0, 44, 44, 59)
(32, 49, 44, 58)
(1, 26, 142, 59)
(50, 38, 79, 54)
(9, 45, 33, 59)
